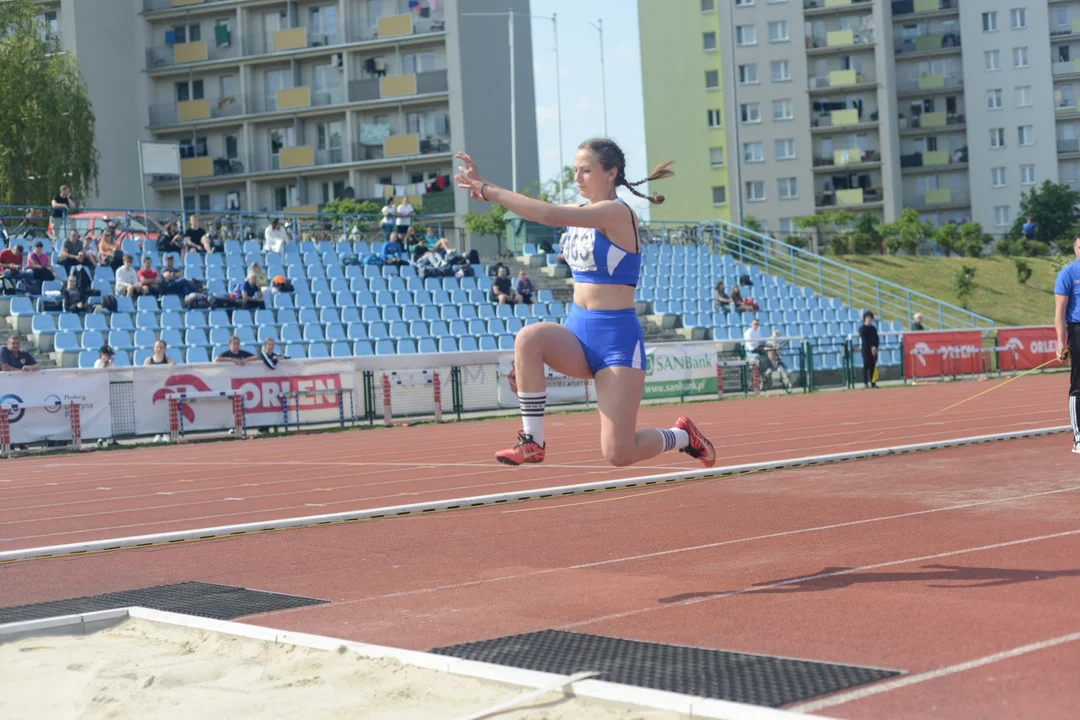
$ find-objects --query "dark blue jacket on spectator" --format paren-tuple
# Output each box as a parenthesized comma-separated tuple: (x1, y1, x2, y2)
(382, 240, 403, 262)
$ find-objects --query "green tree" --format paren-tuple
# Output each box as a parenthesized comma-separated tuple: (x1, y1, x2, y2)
(1009, 179, 1080, 253)
(532, 166, 580, 206)
(463, 203, 507, 236)
(849, 213, 883, 255)
(0, 0, 99, 206)
(1013, 258, 1033, 285)
(956, 222, 992, 258)
(743, 216, 765, 235)
(950, 265, 977, 309)
(794, 210, 852, 254)
(320, 198, 382, 216)
(932, 222, 959, 257)
(882, 207, 930, 256)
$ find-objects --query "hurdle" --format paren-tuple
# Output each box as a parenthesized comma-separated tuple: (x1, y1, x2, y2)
(717, 359, 757, 396)
(280, 388, 357, 432)
(381, 370, 442, 427)
(166, 390, 245, 443)
(0, 399, 82, 458)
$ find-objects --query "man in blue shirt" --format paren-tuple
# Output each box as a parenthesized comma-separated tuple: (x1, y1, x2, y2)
(381, 232, 406, 267)
(1054, 234, 1080, 453)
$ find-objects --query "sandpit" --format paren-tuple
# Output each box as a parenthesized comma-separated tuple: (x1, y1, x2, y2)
(0, 618, 691, 719)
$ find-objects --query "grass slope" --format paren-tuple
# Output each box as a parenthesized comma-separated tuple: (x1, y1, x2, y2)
(837, 255, 1060, 328)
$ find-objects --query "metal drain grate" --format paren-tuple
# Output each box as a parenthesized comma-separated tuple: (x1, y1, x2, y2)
(432, 629, 902, 708)
(0, 582, 326, 624)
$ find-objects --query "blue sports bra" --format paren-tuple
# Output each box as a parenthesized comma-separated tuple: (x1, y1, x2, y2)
(560, 199, 642, 287)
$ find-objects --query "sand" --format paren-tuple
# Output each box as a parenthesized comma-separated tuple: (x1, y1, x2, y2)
(0, 619, 691, 720)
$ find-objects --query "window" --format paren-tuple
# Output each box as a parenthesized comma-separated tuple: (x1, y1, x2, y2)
(990, 128, 1005, 148)
(1013, 47, 1028, 68)
(738, 63, 758, 84)
(403, 51, 436, 74)
(701, 0, 715, 10)
(772, 99, 794, 121)
(1018, 125, 1034, 146)
(736, 25, 757, 46)
(707, 109, 723, 128)
(778, 218, 795, 237)
(994, 205, 1010, 227)
(768, 21, 789, 42)
(985, 50, 1000, 71)
(1011, 8, 1026, 29)
(770, 59, 791, 82)
(224, 134, 238, 160)
(987, 89, 1003, 109)
(183, 194, 211, 212)
(746, 181, 766, 202)
(740, 103, 761, 123)
(703, 31, 717, 51)
(172, 23, 201, 44)
(705, 70, 720, 89)
(778, 177, 797, 199)
(775, 138, 796, 160)
(709, 147, 725, 166)
(178, 136, 207, 158)
(992, 167, 1006, 187)
(733, 0, 752, 5)
(1057, 8, 1069, 28)
(1020, 164, 1036, 185)
(982, 11, 997, 32)
(1016, 86, 1032, 107)
(744, 141, 764, 163)
(712, 186, 727, 205)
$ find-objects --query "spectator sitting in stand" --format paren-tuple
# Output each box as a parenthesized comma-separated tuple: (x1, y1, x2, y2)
(258, 337, 289, 369)
(513, 269, 534, 305)
(382, 232, 407, 267)
(26, 241, 55, 282)
(238, 272, 265, 309)
(96, 229, 123, 270)
(248, 261, 268, 290)
(114, 254, 144, 297)
(1, 335, 40, 372)
(215, 335, 256, 365)
(62, 274, 88, 314)
(491, 265, 521, 305)
(157, 220, 185, 255)
(410, 235, 428, 264)
(912, 313, 925, 331)
(161, 254, 197, 297)
(137, 256, 160, 295)
(144, 339, 175, 366)
(94, 344, 115, 369)
(0, 243, 33, 284)
(59, 230, 88, 272)
(729, 284, 755, 313)
(264, 217, 288, 254)
(402, 225, 419, 254)
(183, 214, 213, 253)
(713, 281, 734, 312)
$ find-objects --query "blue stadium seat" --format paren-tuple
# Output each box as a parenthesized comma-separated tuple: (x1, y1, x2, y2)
(336, 291, 357, 307)
(184, 310, 207, 328)
(478, 335, 497, 351)
(349, 276, 367, 292)
(108, 329, 134, 350)
(387, 277, 406, 292)
(478, 304, 496, 320)
(315, 292, 335, 308)
(273, 293, 294, 309)
(396, 339, 417, 354)
(330, 341, 352, 358)
(439, 305, 459, 321)
(160, 328, 184, 348)
(382, 306, 402, 323)
(459, 305, 477, 320)
(388, 321, 410, 340)
(428, 320, 449, 338)
(182, 347, 208, 364)
(346, 323, 368, 341)
(278, 324, 302, 344)
(374, 340, 395, 355)
(353, 340, 374, 356)
(9, 297, 34, 318)
(320, 307, 341, 324)
(438, 337, 458, 353)
(416, 338, 437, 353)
(505, 318, 524, 334)
(31, 313, 57, 336)
(416, 290, 434, 305)
(275, 309, 297, 326)
(53, 331, 79, 354)
(467, 319, 486, 335)
(80, 330, 105, 350)
(311, 279, 331, 295)
(285, 344, 307, 359)
(308, 343, 330, 359)
(409, 321, 429, 338)
(497, 304, 513, 319)
(234, 327, 256, 344)
(468, 289, 487, 304)
(362, 306, 381, 323)
(77, 350, 97, 369)
(185, 329, 210, 347)
(256, 325, 278, 343)
(488, 318, 506, 335)
(135, 312, 159, 330)
(368, 322, 389, 340)
(303, 325, 326, 343)
(340, 307, 361, 324)
(403, 305, 422, 322)
(450, 290, 468, 305)
(459, 336, 479, 352)
(55, 313, 82, 332)
(159, 295, 182, 312)
(498, 334, 515, 350)
(323, 323, 345, 342)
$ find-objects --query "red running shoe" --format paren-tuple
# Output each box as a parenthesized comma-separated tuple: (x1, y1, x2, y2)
(675, 417, 716, 468)
(495, 431, 546, 466)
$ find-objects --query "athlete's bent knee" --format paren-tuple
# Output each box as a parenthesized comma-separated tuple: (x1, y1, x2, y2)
(602, 443, 637, 468)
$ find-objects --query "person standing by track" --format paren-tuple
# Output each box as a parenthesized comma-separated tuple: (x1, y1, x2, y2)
(858, 311, 879, 389)
(1054, 234, 1080, 453)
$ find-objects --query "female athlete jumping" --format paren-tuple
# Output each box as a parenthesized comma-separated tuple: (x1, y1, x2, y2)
(454, 139, 716, 468)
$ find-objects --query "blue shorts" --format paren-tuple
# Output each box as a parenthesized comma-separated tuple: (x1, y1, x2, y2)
(564, 304, 646, 375)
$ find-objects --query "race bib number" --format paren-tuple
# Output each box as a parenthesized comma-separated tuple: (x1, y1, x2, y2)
(561, 227, 596, 271)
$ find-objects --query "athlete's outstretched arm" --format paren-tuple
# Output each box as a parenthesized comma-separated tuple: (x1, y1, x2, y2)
(454, 152, 624, 230)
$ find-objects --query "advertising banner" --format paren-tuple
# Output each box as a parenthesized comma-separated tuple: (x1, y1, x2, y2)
(131, 361, 356, 434)
(497, 352, 593, 408)
(996, 326, 1059, 371)
(903, 330, 985, 379)
(643, 342, 719, 399)
(0, 370, 110, 442)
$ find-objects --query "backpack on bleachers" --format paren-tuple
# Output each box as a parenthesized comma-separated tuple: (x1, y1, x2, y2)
(0, 276, 16, 296)
(184, 292, 211, 309)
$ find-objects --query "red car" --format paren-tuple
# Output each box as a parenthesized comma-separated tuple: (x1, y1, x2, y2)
(64, 212, 169, 243)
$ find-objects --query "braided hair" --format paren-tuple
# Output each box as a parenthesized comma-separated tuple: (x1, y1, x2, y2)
(578, 138, 675, 205)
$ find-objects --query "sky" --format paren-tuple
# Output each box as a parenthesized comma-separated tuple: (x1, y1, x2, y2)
(527, 0, 647, 193)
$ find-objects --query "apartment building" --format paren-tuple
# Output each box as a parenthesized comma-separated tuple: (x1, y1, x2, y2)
(40, 0, 538, 225)
(640, 0, 1067, 239)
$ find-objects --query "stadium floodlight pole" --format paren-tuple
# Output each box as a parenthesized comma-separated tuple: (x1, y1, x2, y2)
(461, 11, 518, 192)
(589, 19, 607, 137)
(526, 12, 564, 201)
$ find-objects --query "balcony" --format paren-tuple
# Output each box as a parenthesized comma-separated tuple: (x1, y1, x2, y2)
(811, 107, 879, 131)
(812, 148, 882, 169)
(348, 69, 448, 103)
(352, 134, 451, 162)
(898, 111, 966, 133)
(248, 85, 345, 114)
(815, 187, 884, 208)
(143, 0, 232, 11)
(896, 73, 963, 94)
(244, 27, 343, 57)
(1050, 19, 1080, 41)
(346, 12, 446, 44)
(805, 27, 875, 53)
(1053, 60, 1080, 78)
(151, 155, 245, 184)
(900, 148, 967, 172)
(808, 69, 873, 91)
(1057, 98, 1080, 118)
(148, 97, 242, 127)
(894, 32, 960, 55)
(803, 0, 872, 15)
(891, 0, 957, 17)
(909, 188, 969, 209)
(145, 37, 238, 70)
(1058, 138, 1080, 156)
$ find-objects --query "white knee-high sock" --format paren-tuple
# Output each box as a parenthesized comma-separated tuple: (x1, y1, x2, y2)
(518, 391, 546, 445)
(658, 428, 690, 453)
(1071, 395, 1080, 445)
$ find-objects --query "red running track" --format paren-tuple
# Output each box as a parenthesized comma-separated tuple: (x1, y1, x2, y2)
(0, 373, 1070, 552)
(1, 430, 1077, 718)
